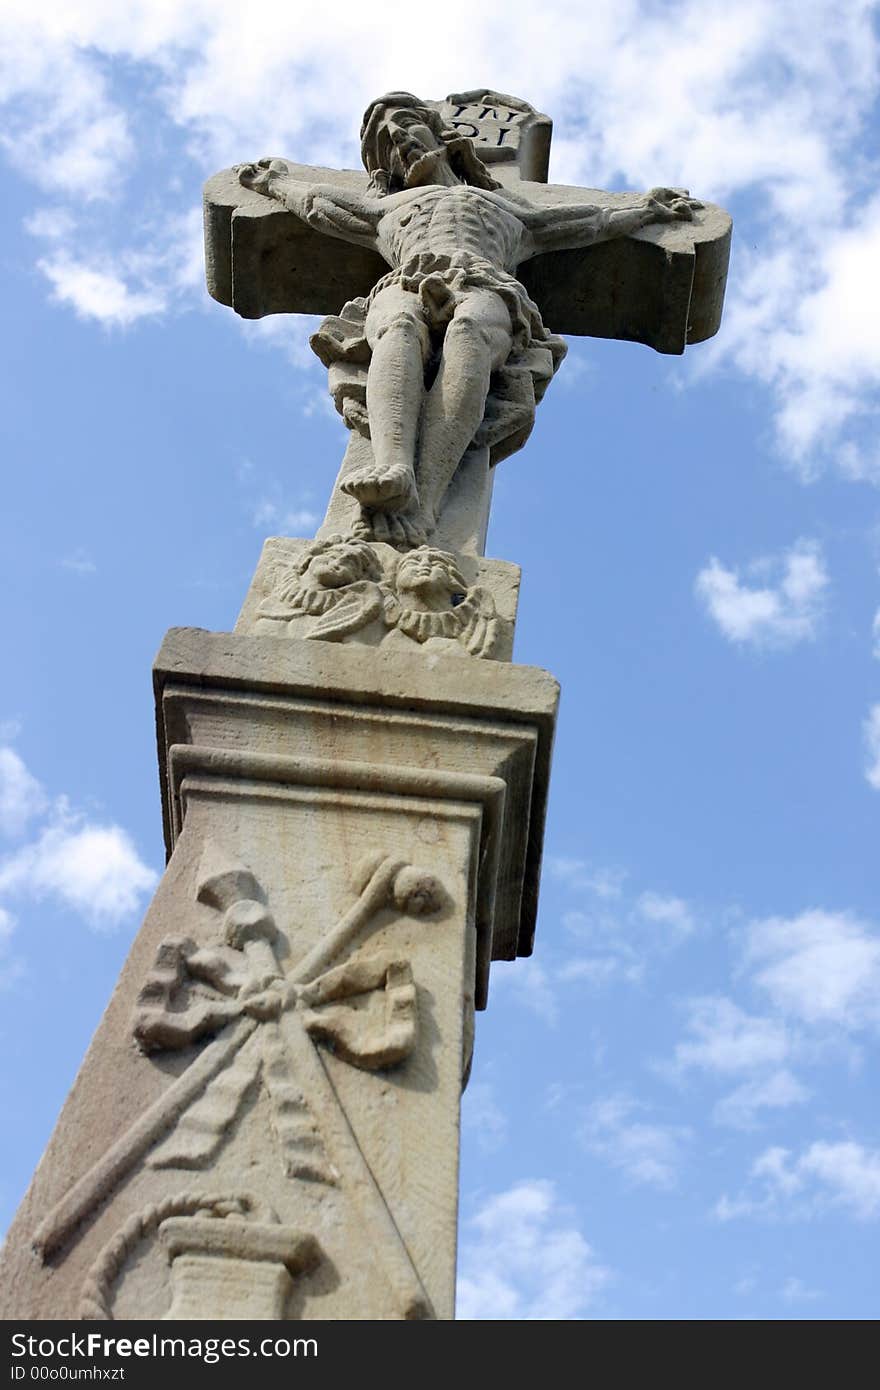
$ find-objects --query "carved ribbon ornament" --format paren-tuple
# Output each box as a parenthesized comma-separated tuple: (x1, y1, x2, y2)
(130, 848, 442, 1181)
(32, 848, 445, 1263)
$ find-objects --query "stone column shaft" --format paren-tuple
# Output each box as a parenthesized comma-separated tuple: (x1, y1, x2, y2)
(0, 626, 557, 1320)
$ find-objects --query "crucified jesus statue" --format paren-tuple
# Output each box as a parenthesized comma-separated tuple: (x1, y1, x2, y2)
(239, 91, 702, 546)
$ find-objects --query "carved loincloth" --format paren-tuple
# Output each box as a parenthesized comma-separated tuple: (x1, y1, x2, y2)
(310, 251, 567, 467)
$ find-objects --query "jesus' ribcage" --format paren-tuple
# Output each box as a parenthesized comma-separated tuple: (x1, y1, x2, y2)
(377, 186, 526, 271)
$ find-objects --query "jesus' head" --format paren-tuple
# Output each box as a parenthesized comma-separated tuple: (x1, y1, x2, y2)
(360, 92, 500, 197)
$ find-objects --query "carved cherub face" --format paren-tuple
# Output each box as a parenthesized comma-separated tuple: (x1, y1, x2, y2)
(394, 548, 467, 609)
(305, 539, 381, 590)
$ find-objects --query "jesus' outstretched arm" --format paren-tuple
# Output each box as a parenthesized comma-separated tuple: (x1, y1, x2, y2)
(238, 159, 383, 250)
(515, 186, 703, 260)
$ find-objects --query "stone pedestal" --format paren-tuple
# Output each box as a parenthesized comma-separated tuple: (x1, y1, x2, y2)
(160, 1218, 320, 1320)
(0, 625, 557, 1320)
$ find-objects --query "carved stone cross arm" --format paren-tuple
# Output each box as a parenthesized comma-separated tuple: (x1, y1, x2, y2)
(241, 166, 383, 250)
(205, 164, 730, 355)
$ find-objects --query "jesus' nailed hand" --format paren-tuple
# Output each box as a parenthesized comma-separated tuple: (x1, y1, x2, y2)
(238, 92, 701, 544)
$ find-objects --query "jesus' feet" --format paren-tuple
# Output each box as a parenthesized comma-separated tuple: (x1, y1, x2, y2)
(340, 463, 417, 510)
(352, 510, 428, 549)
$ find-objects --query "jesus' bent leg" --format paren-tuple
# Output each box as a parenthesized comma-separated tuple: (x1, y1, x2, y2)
(342, 285, 431, 511)
(416, 290, 513, 532)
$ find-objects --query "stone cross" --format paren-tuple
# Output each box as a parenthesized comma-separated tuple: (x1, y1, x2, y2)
(206, 89, 731, 554)
(0, 90, 730, 1322)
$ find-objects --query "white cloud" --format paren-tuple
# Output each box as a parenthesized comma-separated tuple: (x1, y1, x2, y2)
(799, 1142, 880, 1220)
(456, 1180, 610, 1319)
(695, 540, 828, 648)
(713, 1069, 809, 1130)
(717, 1140, 880, 1222)
(579, 1095, 689, 1190)
(780, 1275, 822, 1304)
(548, 857, 625, 898)
(461, 1078, 508, 1154)
(0, 747, 48, 837)
(0, 903, 24, 991)
(242, 316, 325, 373)
(0, 748, 157, 930)
(636, 891, 695, 939)
(251, 499, 320, 534)
(863, 705, 880, 789)
(24, 206, 76, 240)
(0, 814, 158, 929)
(38, 254, 166, 327)
(560, 911, 643, 988)
(0, 30, 132, 199)
(557, 954, 638, 988)
(664, 997, 812, 1129)
(744, 909, 880, 1030)
(540, 863, 695, 996)
(713, 195, 880, 479)
(59, 548, 97, 575)
(661, 1000, 811, 1128)
(489, 956, 559, 1025)
(671, 996, 791, 1076)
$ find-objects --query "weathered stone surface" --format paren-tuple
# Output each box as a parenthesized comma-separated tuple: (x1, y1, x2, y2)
(154, 626, 558, 972)
(515, 180, 730, 352)
(205, 164, 729, 351)
(0, 626, 557, 1321)
(236, 536, 521, 659)
(434, 90, 552, 180)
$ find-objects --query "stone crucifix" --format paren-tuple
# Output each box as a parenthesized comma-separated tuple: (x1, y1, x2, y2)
(0, 89, 732, 1322)
(206, 89, 731, 555)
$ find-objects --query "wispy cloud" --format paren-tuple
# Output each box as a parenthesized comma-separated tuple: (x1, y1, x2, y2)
(780, 1275, 822, 1304)
(250, 499, 320, 535)
(59, 548, 97, 575)
(713, 194, 880, 481)
(0, 746, 48, 837)
(579, 1095, 690, 1190)
(863, 705, 880, 789)
(456, 1180, 610, 1319)
(548, 857, 626, 900)
(539, 856, 697, 1002)
(0, 33, 132, 200)
(0, 903, 24, 991)
(24, 207, 76, 241)
(461, 1077, 509, 1154)
(636, 891, 695, 939)
(744, 909, 880, 1031)
(713, 1070, 809, 1131)
(695, 540, 828, 649)
(662, 906, 880, 1128)
(489, 957, 560, 1025)
(716, 1140, 880, 1223)
(662, 994, 807, 1130)
(670, 996, 791, 1077)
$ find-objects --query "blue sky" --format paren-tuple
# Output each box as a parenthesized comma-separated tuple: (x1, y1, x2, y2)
(1, 0, 879, 1320)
